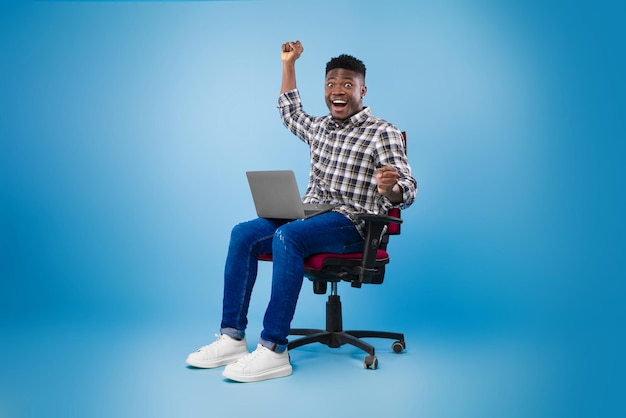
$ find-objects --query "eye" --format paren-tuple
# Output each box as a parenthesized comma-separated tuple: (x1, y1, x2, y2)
(344, 82, 353, 88)
(326, 82, 334, 88)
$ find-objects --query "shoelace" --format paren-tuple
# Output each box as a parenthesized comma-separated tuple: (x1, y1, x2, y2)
(199, 334, 224, 351)
(233, 345, 266, 365)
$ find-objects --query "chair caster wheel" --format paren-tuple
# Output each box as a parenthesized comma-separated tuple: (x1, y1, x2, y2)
(392, 340, 406, 353)
(364, 355, 378, 370)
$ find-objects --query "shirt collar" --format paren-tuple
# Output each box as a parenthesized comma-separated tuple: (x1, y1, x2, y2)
(325, 106, 371, 130)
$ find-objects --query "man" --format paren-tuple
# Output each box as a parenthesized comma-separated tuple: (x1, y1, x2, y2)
(186, 41, 417, 383)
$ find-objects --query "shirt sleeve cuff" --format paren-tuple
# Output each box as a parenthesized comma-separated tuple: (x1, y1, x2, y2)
(278, 89, 300, 107)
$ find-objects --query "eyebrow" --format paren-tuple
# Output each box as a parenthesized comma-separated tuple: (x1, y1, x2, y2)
(325, 75, 356, 81)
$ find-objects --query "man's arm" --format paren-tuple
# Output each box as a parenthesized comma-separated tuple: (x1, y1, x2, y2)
(280, 41, 303, 94)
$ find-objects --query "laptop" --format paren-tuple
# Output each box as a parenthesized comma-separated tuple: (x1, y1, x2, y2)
(246, 170, 338, 219)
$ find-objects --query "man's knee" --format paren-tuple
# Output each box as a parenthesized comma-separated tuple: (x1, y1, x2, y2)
(231, 219, 260, 240)
(272, 224, 304, 254)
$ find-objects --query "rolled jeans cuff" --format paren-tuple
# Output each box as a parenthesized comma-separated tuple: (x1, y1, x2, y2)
(259, 337, 288, 353)
(221, 327, 245, 340)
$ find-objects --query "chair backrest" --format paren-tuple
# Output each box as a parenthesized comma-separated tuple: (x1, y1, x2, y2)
(386, 208, 402, 236)
(378, 131, 406, 238)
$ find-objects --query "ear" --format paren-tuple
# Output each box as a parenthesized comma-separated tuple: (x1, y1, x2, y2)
(361, 85, 367, 99)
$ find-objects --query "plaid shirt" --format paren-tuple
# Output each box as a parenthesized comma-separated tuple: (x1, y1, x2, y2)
(278, 89, 417, 234)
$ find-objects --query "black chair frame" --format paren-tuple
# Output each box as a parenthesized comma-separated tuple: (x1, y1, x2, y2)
(286, 213, 406, 369)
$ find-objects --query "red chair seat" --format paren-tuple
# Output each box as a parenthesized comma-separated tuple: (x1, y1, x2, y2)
(258, 250, 389, 270)
(258, 253, 273, 262)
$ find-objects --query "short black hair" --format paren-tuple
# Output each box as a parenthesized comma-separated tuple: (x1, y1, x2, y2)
(325, 54, 366, 79)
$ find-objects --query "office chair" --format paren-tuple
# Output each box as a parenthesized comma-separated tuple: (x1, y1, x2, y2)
(259, 209, 404, 369)
(259, 134, 408, 370)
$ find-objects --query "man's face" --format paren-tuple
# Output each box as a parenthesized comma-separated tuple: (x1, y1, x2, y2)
(325, 68, 367, 122)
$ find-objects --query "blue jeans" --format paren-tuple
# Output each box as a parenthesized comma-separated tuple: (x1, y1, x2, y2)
(220, 211, 364, 352)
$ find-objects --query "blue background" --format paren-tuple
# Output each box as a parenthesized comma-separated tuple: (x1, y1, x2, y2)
(1, 1, 624, 417)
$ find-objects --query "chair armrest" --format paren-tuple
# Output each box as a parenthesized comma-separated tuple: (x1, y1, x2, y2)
(355, 214, 403, 282)
(355, 214, 403, 225)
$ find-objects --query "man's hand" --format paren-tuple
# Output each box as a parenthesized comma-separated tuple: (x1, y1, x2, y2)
(376, 166, 402, 202)
(280, 41, 303, 93)
(281, 41, 304, 63)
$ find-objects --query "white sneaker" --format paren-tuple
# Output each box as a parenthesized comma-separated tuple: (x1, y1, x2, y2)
(186, 334, 248, 368)
(222, 344, 292, 383)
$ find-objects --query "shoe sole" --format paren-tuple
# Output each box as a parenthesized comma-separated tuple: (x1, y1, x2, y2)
(185, 351, 248, 369)
(222, 364, 293, 383)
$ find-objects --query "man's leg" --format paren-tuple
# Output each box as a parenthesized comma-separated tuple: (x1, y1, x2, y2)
(186, 217, 285, 368)
(220, 217, 286, 337)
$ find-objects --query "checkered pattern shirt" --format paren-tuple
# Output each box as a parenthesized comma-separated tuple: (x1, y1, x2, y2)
(278, 89, 417, 234)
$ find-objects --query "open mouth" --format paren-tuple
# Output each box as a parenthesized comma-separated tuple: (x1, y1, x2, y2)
(332, 99, 347, 110)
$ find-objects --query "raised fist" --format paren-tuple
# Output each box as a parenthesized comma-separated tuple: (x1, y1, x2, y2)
(281, 41, 304, 62)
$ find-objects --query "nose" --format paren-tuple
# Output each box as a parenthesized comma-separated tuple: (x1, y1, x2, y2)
(329, 85, 345, 96)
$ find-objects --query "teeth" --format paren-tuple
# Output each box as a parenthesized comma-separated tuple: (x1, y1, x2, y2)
(333, 100, 347, 105)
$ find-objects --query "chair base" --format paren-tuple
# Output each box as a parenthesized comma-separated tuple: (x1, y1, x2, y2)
(287, 294, 406, 368)
(287, 328, 406, 356)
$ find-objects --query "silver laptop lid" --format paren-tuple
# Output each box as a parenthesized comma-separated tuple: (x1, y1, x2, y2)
(246, 170, 337, 219)
(246, 170, 307, 219)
